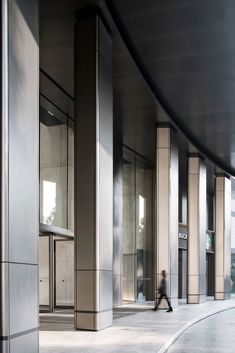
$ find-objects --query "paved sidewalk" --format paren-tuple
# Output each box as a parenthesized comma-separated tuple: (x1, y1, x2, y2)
(40, 299, 235, 353)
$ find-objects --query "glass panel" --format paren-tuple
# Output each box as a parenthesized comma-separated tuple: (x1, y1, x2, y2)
(39, 236, 49, 306)
(136, 160, 153, 302)
(39, 69, 75, 232)
(122, 150, 136, 302)
(40, 95, 69, 230)
(68, 119, 74, 232)
(55, 240, 74, 307)
(122, 147, 153, 302)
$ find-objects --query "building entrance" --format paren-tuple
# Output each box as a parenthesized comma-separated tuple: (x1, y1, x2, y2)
(39, 233, 74, 312)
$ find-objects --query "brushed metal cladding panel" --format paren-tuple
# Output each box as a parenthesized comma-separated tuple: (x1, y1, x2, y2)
(113, 274, 122, 306)
(99, 270, 112, 311)
(1, 0, 9, 263)
(0, 340, 9, 353)
(75, 270, 94, 311)
(224, 179, 231, 279)
(188, 157, 206, 303)
(10, 331, 38, 353)
(113, 142, 123, 275)
(113, 142, 123, 306)
(0, 263, 9, 337)
(75, 15, 113, 329)
(199, 162, 206, 296)
(169, 131, 179, 301)
(156, 127, 178, 307)
(9, 264, 38, 335)
(98, 26, 113, 272)
(75, 50, 96, 271)
(8, 0, 39, 264)
(98, 310, 112, 330)
(215, 176, 231, 298)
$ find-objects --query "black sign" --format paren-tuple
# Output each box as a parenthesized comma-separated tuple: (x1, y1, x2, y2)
(178, 224, 188, 249)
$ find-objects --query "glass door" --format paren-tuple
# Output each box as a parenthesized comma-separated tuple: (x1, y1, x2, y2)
(54, 239, 74, 308)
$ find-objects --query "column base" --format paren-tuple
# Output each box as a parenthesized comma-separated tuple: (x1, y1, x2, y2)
(75, 309, 112, 331)
(215, 292, 231, 300)
(188, 294, 206, 304)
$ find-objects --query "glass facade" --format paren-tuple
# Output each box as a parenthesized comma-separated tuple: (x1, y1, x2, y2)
(39, 235, 49, 307)
(39, 95, 74, 231)
(39, 72, 75, 311)
(55, 239, 74, 307)
(122, 148, 153, 302)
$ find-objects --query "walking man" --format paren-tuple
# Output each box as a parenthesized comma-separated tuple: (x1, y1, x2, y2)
(154, 270, 173, 312)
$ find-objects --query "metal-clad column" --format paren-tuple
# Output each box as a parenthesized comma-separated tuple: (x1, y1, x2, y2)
(0, 0, 39, 352)
(113, 141, 123, 307)
(215, 176, 231, 300)
(188, 156, 206, 303)
(155, 127, 179, 308)
(74, 15, 113, 330)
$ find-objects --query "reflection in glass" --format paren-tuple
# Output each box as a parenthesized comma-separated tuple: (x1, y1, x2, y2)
(122, 148, 153, 302)
(55, 240, 74, 306)
(39, 236, 49, 306)
(39, 94, 74, 231)
(42, 181, 56, 225)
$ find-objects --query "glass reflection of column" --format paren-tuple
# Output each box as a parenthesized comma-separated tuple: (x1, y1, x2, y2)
(123, 150, 136, 302)
(122, 147, 153, 303)
(39, 96, 69, 230)
(136, 194, 146, 302)
(136, 163, 153, 302)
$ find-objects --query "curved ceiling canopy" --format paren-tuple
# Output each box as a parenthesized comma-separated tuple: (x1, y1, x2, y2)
(105, 0, 235, 176)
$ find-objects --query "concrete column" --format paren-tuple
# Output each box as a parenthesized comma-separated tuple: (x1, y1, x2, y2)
(215, 176, 231, 300)
(0, 1, 39, 352)
(155, 127, 178, 308)
(188, 156, 206, 303)
(74, 15, 113, 330)
(113, 141, 123, 306)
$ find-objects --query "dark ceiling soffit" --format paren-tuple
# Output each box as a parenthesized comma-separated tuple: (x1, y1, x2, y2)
(104, 0, 235, 177)
(40, 68, 74, 101)
(75, 5, 112, 36)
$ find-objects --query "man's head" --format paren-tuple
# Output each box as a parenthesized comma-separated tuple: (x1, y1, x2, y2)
(161, 270, 166, 278)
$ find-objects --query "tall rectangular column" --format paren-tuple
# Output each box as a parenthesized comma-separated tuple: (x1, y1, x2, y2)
(113, 141, 123, 307)
(0, 1, 39, 352)
(188, 156, 206, 303)
(215, 176, 231, 300)
(155, 127, 178, 308)
(74, 15, 113, 330)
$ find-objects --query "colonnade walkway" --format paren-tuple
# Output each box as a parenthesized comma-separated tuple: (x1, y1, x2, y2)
(40, 298, 235, 353)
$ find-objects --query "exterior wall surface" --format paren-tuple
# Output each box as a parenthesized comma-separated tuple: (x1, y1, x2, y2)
(74, 15, 113, 330)
(188, 157, 206, 304)
(155, 127, 179, 308)
(0, 0, 39, 352)
(215, 176, 231, 300)
(113, 141, 123, 306)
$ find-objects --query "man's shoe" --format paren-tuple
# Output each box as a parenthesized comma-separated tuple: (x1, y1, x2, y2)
(166, 307, 173, 312)
(153, 307, 157, 311)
